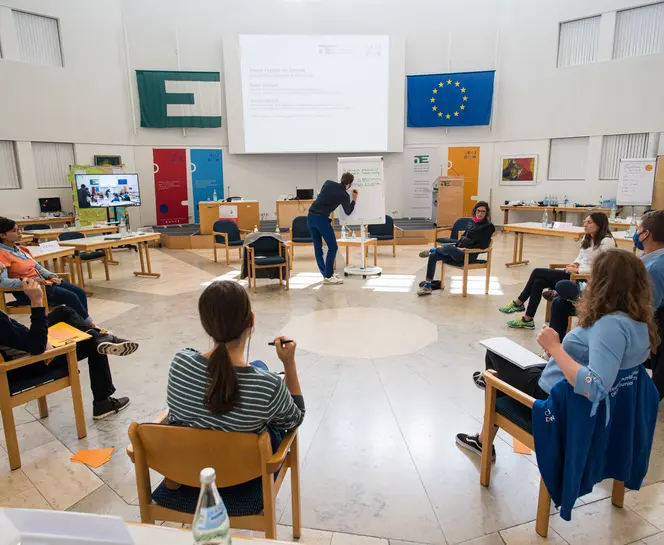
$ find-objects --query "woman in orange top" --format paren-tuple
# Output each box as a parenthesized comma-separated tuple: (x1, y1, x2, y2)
(0, 217, 91, 322)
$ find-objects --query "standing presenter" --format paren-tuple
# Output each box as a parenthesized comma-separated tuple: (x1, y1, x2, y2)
(307, 173, 358, 285)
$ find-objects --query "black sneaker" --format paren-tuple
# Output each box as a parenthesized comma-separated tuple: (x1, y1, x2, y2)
(472, 371, 486, 390)
(93, 397, 130, 420)
(96, 335, 139, 357)
(456, 433, 496, 462)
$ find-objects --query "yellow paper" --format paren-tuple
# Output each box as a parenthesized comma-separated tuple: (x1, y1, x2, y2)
(48, 322, 92, 348)
(513, 438, 531, 455)
(71, 448, 114, 469)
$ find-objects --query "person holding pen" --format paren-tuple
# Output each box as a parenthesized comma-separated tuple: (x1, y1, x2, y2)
(0, 217, 91, 322)
(307, 173, 358, 285)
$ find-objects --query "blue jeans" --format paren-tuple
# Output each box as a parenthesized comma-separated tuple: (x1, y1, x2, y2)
(307, 214, 338, 278)
(14, 280, 89, 319)
(426, 245, 466, 281)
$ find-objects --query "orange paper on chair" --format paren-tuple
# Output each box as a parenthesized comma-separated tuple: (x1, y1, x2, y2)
(71, 448, 114, 468)
(48, 322, 92, 348)
(513, 438, 531, 455)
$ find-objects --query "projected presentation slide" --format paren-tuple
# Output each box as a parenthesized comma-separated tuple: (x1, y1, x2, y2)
(75, 174, 141, 208)
(239, 35, 389, 153)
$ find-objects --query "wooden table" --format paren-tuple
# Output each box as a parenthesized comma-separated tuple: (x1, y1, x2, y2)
(555, 207, 610, 222)
(27, 225, 119, 242)
(15, 216, 74, 227)
(199, 201, 260, 234)
(25, 245, 77, 281)
(614, 231, 636, 249)
(127, 523, 297, 544)
(503, 222, 585, 267)
(337, 237, 378, 267)
(500, 206, 555, 225)
(609, 220, 631, 230)
(20, 233, 33, 243)
(60, 233, 162, 279)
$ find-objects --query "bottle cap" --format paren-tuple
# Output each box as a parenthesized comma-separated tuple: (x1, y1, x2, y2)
(200, 467, 216, 485)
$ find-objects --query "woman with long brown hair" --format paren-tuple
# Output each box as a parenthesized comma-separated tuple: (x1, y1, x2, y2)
(166, 280, 304, 449)
(499, 212, 616, 329)
(457, 248, 657, 460)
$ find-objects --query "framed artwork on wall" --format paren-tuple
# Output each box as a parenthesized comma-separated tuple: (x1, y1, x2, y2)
(500, 155, 537, 185)
(94, 155, 122, 167)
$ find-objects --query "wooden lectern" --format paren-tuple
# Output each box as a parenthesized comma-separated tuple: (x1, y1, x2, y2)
(436, 176, 464, 227)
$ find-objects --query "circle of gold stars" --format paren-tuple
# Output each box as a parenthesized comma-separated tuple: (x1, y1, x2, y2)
(430, 79, 467, 119)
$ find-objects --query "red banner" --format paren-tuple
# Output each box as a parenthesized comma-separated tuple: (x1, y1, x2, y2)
(153, 148, 188, 225)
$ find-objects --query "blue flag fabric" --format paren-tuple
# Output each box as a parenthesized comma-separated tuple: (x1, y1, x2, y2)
(407, 70, 495, 128)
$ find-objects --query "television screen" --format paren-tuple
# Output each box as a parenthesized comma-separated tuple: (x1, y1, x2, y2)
(75, 174, 141, 208)
(39, 197, 62, 213)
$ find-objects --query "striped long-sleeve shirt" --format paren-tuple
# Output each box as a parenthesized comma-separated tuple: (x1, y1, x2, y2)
(167, 348, 305, 433)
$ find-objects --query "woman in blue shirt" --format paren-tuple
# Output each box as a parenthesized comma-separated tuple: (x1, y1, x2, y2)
(457, 248, 659, 460)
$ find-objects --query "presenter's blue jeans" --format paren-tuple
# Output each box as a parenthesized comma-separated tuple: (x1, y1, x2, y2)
(307, 214, 337, 278)
(14, 280, 89, 320)
(425, 245, 466, 281)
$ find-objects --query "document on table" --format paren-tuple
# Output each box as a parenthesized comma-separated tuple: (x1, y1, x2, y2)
(479, 337, 547, 369)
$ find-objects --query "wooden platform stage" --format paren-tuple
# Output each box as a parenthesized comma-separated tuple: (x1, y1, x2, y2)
(155, 219, 439, 250)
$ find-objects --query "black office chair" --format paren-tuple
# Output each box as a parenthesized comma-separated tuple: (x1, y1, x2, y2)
(368, 215, 397, 257)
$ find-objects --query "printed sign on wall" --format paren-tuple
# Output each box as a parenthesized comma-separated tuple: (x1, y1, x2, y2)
(403, 147, 440, 218)
(191, 149, 224, 223)
(153, 149, 188, 225)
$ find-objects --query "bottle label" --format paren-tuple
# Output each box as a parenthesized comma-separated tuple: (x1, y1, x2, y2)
(195, 504, 229, 531)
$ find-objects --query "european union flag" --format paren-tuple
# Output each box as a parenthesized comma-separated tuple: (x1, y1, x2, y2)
(407, 70, 495, 128)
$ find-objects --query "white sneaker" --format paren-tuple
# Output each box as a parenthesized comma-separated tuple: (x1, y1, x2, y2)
(324, 275, 343, 284)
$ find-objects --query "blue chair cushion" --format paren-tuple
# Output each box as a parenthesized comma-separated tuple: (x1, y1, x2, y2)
(495, 396, 533, 435)
(436, 237, 458, 244)
(291, 237, 313, 243)
(152, 477, 264, 517)
(254, 256, 286, 266)
(8, 364, 69, 396)
(228, 240, 243, 247)
(370, 235, 394, 241)
(80, 250, 105, 260)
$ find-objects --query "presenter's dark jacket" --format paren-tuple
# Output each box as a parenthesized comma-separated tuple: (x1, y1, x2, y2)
(308, 180, 355, 217)
(456, 219, 495, 250)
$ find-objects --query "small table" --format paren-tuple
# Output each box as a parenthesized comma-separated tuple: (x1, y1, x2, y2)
(503, 222, 585, 267)
(609, 220, 631, 231)
(15, 216, 74, 227)
(60, 233, 162, 280)
(27, 225, 119, 242)
(337, 237, 381, 278)
(500, 205, 555, 225)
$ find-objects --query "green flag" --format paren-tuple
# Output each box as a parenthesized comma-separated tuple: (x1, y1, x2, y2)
(136, 70, 222, 128)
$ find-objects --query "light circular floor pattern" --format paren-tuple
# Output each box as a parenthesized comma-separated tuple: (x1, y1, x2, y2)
(282, 306, 438, 358)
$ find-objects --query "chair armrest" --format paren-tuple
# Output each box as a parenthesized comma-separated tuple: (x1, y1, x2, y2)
(395, 225, 404, 232)
(239, 228, 253, 234)
(484, 370, 536, 409)
(435, 227, 452, 236)
(266, 428, 298, 474)
(462, 247, 491, 254)
(126, 409, 170, 462)
(0, 343, 76, 372)
(571, 272, 591, 282)
(212, 231, 228, 243)
(549, 263, 568, 270)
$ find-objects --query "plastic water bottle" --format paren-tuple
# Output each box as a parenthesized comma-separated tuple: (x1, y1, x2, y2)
(563, 194, 569, 207)
(543, 194, 548, 206)
(599, 195, 603, 209)
(610, 204, 617, 220)
(75, 217, 81, 228)
(542, 209, 548, 228)
(193, 468, 231, 545)
(275, 223, 280, 234)
(253, 225, 258, 233)
(341, 224, 348, 240)
(213, 189, 218, 201)
(628, 216, 637, 236)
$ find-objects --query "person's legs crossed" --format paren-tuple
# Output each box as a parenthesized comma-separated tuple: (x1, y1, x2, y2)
(307, 215, 326, 276)
(549, 296, 576, 342)
(425, 245, 464, 281)
(523, 269, 570, 320)
(45, 285, 89, 320)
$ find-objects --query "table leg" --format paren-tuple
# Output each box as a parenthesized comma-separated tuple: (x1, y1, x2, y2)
(505, 233, 530, 267)
(504, 209, 509, 225)
(68, 258, 76, 285)
(346, 246, 349, 264)
(107, 247, 119, 265)
(374, 242, 377, 266)
(134, 242, 161, 278)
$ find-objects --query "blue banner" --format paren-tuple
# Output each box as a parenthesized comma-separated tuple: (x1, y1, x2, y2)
(191, 149, 224, 223)
(407, 70, 495, 128)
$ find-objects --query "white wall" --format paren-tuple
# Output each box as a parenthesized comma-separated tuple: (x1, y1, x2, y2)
(0, 0, 663, 225)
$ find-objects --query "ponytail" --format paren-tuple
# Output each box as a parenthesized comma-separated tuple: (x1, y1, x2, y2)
(204, 343, 239, 414)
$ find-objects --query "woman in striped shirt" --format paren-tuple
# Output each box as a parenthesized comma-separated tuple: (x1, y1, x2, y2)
(167, 280, 305, 450)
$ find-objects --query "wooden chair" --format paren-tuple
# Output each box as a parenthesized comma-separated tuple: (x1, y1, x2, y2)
(58, 231, 110, 287)
(0, 343, 87, 470)
(439, 241, 493, 297)
(288, 216, 314, 263)
(480, 369, 625, 538)
(435, 217, 473, 248)
(0, 284, 49, 315)
(212, 220, 250, 265)
(367, 215, 398, 257)
(246, 237, 290, 294)
(544, 263, 590, 326)
(127, 417, 301, 540)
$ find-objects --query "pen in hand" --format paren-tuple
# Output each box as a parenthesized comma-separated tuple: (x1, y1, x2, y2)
(268, 340, 294, 346)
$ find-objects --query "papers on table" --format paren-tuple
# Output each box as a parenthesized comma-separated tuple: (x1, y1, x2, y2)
(479, 337, 547, 369)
